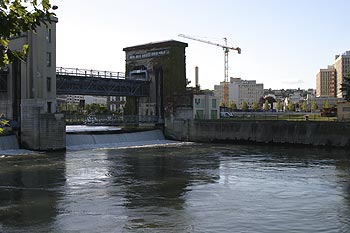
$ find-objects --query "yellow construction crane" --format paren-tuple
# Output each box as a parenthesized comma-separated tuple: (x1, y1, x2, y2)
(178, 34, 241, 106)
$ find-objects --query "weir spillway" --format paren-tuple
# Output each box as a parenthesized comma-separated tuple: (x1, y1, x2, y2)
(66, 129, 168, 150)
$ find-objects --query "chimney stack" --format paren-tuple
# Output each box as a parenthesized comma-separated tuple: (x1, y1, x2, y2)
(195, 66, 199, 88)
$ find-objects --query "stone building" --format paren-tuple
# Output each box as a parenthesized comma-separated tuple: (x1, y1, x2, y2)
(0, 18, 65, 150)
(123, 40, 188, 121)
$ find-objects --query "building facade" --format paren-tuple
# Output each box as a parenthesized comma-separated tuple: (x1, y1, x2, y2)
(337, 102, 350, 121)
(228, 77, 264, 109)
(107, 96, 126, 113)
(123, 40, 188, 121)
(334, 51, 350, 98)
(316, 65, 336, 97)
(0, 19, 58, 118)
(213, 82, 225, 105)
(1, 18, 65, 150)
(193, 93, 219, 120)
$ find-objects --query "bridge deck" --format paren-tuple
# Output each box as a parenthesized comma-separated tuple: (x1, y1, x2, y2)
(56, 67, 150, 96)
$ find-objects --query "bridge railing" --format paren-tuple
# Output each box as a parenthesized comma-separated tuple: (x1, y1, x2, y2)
(65, 114, 159, 125)
(56, 67, 125, 79)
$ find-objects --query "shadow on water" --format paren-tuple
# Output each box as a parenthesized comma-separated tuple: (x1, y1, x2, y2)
(0, 152, 66, 230)
(107, 145, 221, 209)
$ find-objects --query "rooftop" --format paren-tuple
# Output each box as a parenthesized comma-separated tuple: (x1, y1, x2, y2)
(123, 40, 188, 51)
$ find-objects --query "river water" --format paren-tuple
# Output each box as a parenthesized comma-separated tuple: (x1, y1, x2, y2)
(0, 143, 349, 232)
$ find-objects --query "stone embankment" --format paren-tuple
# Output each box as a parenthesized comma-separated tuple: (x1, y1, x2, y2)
(165, 120, 350, 147)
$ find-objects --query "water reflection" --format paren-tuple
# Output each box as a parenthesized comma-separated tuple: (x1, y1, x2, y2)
(0, 143, 349, 232)
(106, 145, 221, 230)
(0, 153, 66, 231)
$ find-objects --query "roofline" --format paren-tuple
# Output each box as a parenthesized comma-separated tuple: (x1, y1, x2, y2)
(123, 40, 188, 51)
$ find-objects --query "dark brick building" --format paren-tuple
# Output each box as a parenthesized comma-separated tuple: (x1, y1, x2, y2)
(123, 40, 188, 121)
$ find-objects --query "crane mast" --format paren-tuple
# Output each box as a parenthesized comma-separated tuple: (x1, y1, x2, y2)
(178, 34, 241, 106)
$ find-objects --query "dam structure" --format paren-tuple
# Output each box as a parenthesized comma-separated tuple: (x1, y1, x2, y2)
(0, 14, 190, 151)
(66, 129, 172, 150)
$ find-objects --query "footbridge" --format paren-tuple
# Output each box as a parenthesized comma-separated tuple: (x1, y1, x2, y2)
(56, 67, 150, 96)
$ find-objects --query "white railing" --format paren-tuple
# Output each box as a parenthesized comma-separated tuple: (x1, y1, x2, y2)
(56, 67, 125, 79)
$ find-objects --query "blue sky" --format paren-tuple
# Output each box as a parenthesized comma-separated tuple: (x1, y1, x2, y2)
(53, 0, 350, 90)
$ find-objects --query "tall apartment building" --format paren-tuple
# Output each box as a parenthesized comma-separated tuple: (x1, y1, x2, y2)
(213, 82, 225, 105)
(334, 51, 350, 98)
(228, 77, 264, 109)
(316, 65, 336, 97)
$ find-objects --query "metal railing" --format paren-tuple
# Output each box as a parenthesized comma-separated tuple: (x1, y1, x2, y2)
(65, 114, 159, 125)
(217, 112, 337, 122)
(56, 67, 125, 79)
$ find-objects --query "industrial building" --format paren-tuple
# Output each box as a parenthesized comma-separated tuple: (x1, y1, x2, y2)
(123, 40, 188, 121)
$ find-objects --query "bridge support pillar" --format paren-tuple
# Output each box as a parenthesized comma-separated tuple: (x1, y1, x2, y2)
(20, 99, 65, 151)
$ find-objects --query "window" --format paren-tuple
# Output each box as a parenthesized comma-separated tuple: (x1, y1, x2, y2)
(47, 52, 51, 67)
(46, 28, 51, 43)
(0, 73, 7, 92)
(47, 102, 52, 113)
(212, 99, 217, 108)
(195, 110, 204, 119)
(211, 110, 218, 119)
(47, 77, 51, 92)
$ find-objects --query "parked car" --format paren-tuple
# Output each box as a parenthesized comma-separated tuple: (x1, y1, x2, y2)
(220, 112, 234, 118)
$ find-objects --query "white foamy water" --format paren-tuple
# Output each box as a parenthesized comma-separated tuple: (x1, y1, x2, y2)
(66, 125, 122, 133)
(66, 129, 180, 150)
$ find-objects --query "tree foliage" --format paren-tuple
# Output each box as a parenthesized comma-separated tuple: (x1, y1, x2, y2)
(229, 101, 237, 111)
(252, 102, 259, 111)
(311, 101, 317, 112)
(0, 118, 9, 134)
(0, 0, 56, 67)
(263, 100, 269, 111)
(324, 100, 330, 109)
(301, 101, 307, 112)
(340, 73, 350, 101)
(220, 102, 226, 108)
(241, 101, 248, 111)
(288, 101, 295, 112)
(276, 99, 282, 111)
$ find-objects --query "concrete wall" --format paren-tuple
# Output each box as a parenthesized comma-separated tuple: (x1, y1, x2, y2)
(21, 99, 65, 150)
(165, 119, 350, 147)
(338, 102, 350, 121)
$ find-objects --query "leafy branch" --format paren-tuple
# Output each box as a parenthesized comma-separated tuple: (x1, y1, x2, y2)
(0, 0, 57, 67)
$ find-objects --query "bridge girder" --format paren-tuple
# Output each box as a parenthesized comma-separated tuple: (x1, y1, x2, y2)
(56, 75, 150, 96)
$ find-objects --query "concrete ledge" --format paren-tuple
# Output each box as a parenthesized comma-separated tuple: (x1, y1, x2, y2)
(166, 120, 350, 148)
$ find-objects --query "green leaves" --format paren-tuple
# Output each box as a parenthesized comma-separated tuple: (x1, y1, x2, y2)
(0, 0, 56, 67)
(0, 118, 9, 135)
(340, 73, 350, 101)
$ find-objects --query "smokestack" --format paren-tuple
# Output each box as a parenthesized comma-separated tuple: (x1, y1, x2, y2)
(195, 66, 199, 88)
